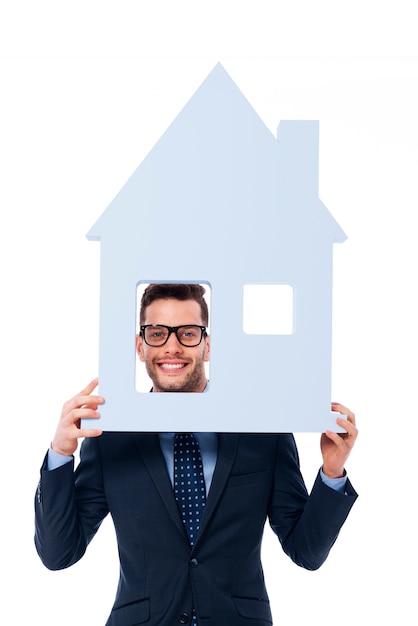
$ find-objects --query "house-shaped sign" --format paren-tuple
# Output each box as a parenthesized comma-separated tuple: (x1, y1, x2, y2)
(83, 63, 347, 433)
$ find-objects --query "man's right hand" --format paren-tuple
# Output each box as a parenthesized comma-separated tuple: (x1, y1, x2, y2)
(51, 378, 104, 457)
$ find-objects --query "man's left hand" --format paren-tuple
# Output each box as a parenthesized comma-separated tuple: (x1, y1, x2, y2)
(321, 403, 358, 479)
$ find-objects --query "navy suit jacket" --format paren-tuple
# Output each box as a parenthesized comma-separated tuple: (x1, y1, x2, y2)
(35, 433, 357, 625)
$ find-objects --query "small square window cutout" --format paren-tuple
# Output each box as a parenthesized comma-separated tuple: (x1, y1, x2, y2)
(243, 284, 293, 335)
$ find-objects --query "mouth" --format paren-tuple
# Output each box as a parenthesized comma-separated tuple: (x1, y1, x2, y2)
(157, 362, 188, 372)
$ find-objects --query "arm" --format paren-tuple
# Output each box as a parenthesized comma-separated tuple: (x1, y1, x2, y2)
(269, 405, 358, 570)
(34, 379, 106, 570)
(279, 470, 357, 571)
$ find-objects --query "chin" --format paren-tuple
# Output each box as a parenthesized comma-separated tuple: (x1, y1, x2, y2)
(157, 376, 203, 393)
(154, 377, 189, 392)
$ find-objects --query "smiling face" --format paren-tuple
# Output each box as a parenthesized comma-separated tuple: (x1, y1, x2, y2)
(136, 298, 210, 392)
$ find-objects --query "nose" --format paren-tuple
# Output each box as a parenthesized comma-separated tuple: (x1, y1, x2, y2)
(163, 330, 183, 352)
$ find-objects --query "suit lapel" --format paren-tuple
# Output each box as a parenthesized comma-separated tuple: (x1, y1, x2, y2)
(134, 434, 187, 542)
(195, 433, 239, 544)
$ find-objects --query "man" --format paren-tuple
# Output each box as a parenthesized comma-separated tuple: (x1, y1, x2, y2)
(35, 283, 358, 626)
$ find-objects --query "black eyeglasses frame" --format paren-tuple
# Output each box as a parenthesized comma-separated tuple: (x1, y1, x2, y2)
(140, 324, 207, 347)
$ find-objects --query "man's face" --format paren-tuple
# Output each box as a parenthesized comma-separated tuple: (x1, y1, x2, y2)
(136, 298, 210, 392)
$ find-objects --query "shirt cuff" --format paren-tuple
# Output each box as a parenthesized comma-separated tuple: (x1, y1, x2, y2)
(47, 447, 73, 471)
(320, 468, 347, 494)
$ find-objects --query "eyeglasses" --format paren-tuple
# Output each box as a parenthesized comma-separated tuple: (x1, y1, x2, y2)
(140, 324, 207, 347)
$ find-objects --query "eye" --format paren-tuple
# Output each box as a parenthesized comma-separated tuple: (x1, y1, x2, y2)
(146, 326, 168, 340)
(181, 328, 197, 338)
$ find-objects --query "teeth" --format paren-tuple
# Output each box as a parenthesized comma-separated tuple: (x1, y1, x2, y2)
(160, 363, 185, 370)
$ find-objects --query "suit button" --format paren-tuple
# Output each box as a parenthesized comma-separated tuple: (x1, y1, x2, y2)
(179, 612, 190, 623)
(189, 558, 199, 568)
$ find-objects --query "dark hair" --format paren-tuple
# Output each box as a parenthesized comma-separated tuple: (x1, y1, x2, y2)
(139, 284, 209, 326)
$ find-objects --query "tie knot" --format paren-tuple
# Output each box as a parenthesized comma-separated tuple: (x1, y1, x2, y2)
(175, 432, 197, 445)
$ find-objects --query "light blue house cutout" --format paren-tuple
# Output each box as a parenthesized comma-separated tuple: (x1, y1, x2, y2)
(84, 63, 346, 433)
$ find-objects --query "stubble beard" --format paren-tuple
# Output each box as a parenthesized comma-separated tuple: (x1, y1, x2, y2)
(146, 359, 207, 393)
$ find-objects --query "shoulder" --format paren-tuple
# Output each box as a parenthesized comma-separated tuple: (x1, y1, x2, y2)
(221, 433, 299, 471)
(233, 432, 297, 453)
(80, 432, 143, 459)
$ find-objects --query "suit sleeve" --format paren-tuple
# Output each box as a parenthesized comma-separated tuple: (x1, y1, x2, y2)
(34, 438, 108, 570)
(268, 434, 358, 571)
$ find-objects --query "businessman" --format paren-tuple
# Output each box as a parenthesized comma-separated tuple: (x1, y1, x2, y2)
(35, 283, 358, 626)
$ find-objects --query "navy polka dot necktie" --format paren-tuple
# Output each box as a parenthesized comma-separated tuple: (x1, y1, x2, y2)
(174, 433, 206, 547)
(174, 434, 206, 626)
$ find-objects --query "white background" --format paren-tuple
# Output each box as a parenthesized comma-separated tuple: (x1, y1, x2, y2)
(1, 2, 417, 624)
